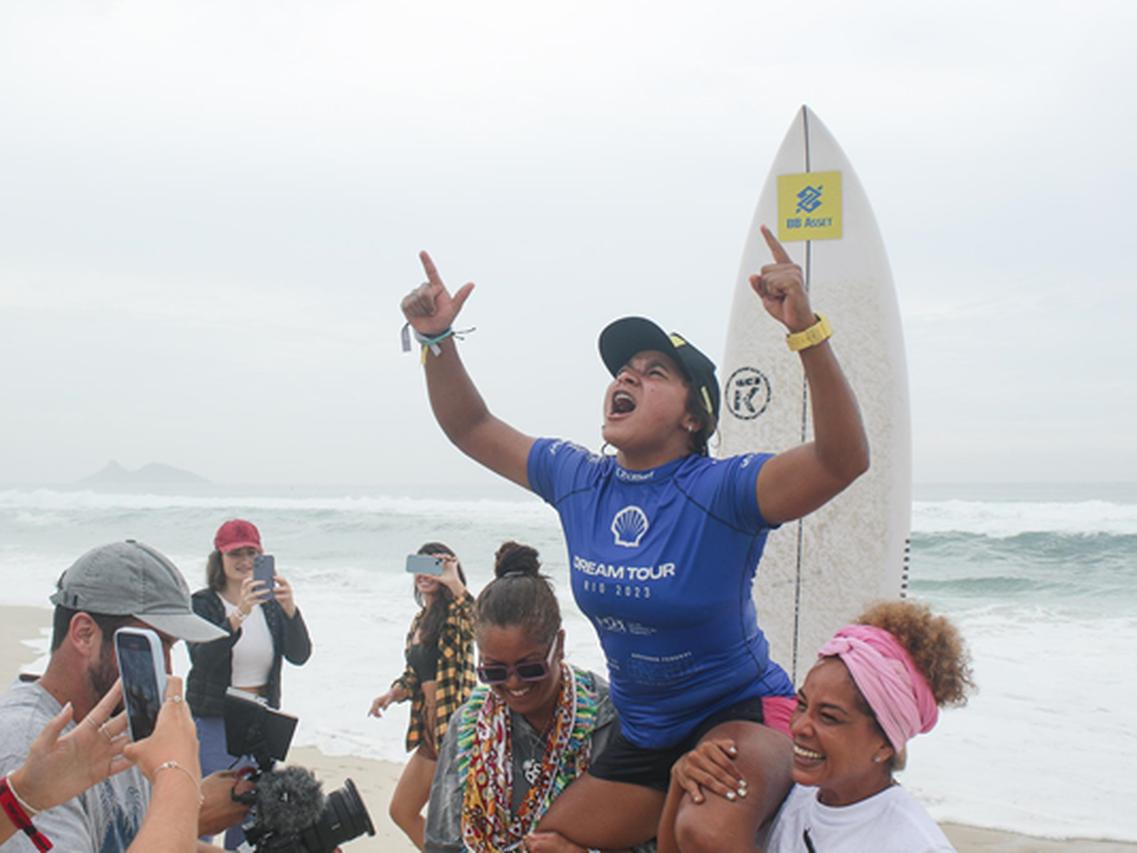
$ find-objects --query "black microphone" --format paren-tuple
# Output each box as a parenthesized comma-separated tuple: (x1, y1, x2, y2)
(252, 766, 325, 838)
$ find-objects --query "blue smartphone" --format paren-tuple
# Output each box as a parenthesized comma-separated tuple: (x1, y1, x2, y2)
(114, 627, 167, 741)
(405, 553, 443, 576)
(253, 554, 276, 591)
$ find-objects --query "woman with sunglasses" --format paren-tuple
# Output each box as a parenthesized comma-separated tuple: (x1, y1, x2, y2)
(424, 541, 653, 853)
(370, 542, 476, 850)
(401, 226, 868, 848)
(662, 600, 973, 852)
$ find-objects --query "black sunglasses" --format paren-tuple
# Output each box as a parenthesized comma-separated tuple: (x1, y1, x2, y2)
(476, 638, 558, 685)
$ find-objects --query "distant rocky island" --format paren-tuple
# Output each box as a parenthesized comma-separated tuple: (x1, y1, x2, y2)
(78, 461, 210, 486)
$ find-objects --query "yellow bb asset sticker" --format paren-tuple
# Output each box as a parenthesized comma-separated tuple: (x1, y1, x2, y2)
(776, 171, 842, 242)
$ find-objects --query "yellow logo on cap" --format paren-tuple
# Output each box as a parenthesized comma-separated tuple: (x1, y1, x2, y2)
(669, 334, 687, 348)
(776, 171, 842, 242)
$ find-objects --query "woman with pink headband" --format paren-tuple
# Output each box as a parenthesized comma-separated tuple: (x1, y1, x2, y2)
(660, 600, 974, 852)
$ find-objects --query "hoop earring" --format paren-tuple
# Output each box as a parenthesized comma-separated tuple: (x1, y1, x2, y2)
(600, 441, 617, 457)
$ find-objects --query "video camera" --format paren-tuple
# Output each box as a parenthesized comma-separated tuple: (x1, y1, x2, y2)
(224, 690, 375, 852)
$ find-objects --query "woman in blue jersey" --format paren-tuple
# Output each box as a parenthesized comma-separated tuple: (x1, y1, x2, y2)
(398, 225, 869, 850)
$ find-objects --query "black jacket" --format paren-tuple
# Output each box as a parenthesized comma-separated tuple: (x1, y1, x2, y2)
(186, 588, 313, 717)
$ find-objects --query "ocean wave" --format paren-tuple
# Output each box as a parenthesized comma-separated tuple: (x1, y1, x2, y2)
(0, 488, 553, 522)
(915, 530, 1137, 560)
(907, 531, 1137, 609)
(913, 499, 1137, 536)
(5, 489, 1137, 538)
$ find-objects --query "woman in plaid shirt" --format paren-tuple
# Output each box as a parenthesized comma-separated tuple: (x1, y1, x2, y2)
(369, 542, 476, 850)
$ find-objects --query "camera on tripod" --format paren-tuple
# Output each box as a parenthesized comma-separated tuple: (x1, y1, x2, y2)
(224, 689, 375, 852)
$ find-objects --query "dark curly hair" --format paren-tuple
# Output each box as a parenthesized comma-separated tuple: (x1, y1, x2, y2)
(856, 599, 974, 708)
(473, 541, 561, 645)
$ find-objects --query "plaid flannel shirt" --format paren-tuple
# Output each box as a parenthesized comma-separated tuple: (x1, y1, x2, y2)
(393, 590, 476, 752)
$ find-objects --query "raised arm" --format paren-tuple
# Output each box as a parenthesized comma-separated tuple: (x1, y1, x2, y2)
(401, 251, 534, 488)
(751, 226, 869, 525)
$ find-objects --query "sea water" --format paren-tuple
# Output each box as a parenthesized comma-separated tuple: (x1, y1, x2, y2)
(1, 483, 1134, 841)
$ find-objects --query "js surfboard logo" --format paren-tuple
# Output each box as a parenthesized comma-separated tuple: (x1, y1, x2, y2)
(777, 170, 842, 242)
(725, 367, 771, 420)
(611, 506, 649, 548)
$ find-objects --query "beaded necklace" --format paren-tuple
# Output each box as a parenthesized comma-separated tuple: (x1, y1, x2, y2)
(456, 663, 598, 852)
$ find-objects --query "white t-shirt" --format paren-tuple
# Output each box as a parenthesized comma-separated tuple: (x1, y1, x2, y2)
(0, 679, 150, 853)
(764, 783, 956, 853)
(221, 598, 273, 689)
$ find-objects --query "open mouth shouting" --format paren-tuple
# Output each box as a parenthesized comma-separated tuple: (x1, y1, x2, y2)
(609, 390, 637, 417)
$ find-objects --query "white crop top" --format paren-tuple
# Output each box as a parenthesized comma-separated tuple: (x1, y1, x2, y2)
(221, 598, 274, 689)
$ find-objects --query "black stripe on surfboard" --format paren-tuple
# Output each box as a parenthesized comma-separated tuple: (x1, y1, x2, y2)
(901, 538, 911, 598)
(789, 105, 813, 681)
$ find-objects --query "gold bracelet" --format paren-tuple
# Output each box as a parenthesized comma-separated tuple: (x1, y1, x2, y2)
(154, 760, 204, 806)
(785, 313, 832, 352)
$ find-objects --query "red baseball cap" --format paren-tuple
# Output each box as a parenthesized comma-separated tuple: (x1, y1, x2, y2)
(213, 519, 262, 553)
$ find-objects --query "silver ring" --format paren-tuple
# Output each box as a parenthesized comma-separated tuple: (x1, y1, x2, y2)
(98, 723, 115, 742)
(165, 694, 184, 704)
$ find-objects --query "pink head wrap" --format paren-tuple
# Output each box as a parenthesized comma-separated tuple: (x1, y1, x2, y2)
(817, 624, 938, 752)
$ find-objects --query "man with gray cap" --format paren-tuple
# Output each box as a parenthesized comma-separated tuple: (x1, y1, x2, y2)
(0, 540, 251, 852)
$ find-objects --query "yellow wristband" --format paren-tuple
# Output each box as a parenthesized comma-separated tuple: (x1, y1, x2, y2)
(785, 313, 832, 352)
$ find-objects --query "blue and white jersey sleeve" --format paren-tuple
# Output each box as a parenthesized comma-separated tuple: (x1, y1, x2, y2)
(527, 438, 603, 505)
(700, 452, 778, 535)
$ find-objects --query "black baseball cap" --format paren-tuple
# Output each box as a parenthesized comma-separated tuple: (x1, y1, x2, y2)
(598, 317, 720, 421)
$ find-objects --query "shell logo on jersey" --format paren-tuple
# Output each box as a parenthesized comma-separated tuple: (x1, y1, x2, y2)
(776, 170, 842, 242)
(611, 506, 649, 547)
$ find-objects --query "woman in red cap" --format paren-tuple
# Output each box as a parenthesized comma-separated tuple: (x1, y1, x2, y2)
(399, 226, 869, 849)
(185, 519, 312, 849)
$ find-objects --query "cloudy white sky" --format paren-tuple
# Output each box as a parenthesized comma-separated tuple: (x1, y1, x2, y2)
(2, 0, 1134, 489)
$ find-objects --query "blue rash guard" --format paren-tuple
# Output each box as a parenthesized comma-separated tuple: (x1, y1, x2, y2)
(527, 438, 794, 749)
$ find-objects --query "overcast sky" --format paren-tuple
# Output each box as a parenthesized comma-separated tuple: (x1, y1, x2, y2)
(2, 0, 1134, 489)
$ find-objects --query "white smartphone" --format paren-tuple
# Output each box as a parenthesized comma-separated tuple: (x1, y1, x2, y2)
(114, 627, 167, 741)
(405, 553, 443, 576)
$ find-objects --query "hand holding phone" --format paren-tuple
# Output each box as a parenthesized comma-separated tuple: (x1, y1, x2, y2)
(253, 554, 276, 592)
(405, 553, 444, 576)
(114, 628, 167, 741)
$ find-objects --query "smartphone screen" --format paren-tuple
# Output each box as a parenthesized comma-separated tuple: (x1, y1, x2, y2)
(405, 553, 444, 576)
(115, 628, 167, 741)
(253, 554, 276, 592)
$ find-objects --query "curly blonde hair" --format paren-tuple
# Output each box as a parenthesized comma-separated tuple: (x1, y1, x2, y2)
(855, 599, 975, 708)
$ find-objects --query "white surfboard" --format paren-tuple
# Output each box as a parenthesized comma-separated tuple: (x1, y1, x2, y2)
(719, 106, 910, 682)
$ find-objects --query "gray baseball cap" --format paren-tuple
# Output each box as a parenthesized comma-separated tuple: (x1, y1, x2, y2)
(49, 540, 227, 643)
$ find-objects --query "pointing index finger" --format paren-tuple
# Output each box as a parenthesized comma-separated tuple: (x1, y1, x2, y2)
(760, 225, 793, 264)
(419, 250, 445, 290)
